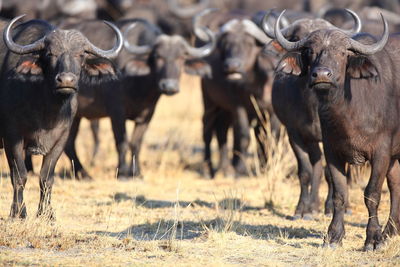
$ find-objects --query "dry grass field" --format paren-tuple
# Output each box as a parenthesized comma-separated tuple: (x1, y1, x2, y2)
(0, 74, 399, 266)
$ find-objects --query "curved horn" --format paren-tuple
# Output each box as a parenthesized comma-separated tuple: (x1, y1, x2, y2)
(261, 9, 290, 39)
(168, 0, 209, 19)
(182, 26, 216, 58)
(349, 13, 389, 55)
(342, 9, 362, 34)
(242, 19, 271, 43)
(193, 8, 218, 41)
(123, 19, 162, 55)
(274, 10, 308, 51)
(85, 21, 123, 59)
(4, 15, 50, 55)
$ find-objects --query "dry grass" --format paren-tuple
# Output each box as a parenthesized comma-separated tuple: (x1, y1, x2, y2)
(0, 74, 399, 266)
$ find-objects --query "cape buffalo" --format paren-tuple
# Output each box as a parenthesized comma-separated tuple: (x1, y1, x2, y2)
(273, 10, 399, 250)
(0, 16, 122, 218)
(62, 17, 215, 178)
(196, 10, 282, 178)
(262, 9, 361, 219)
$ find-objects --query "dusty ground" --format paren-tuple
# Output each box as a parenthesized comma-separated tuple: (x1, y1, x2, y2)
(0, 75, 399, 266)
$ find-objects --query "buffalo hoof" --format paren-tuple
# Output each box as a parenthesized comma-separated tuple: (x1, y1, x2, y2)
(37, 208, 56, 222)
(345, 209, 353, 215)
(364, 230, 384, 251)
(10, 203, 27, 219)
(292, 214, 302, 221)
(200, 162, 215, 179)
(323, 242, 339, 249)
(75, 170, 93, 181)
(302, 213, 314, 221)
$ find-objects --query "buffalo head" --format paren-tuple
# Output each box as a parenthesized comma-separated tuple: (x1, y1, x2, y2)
(272, 10, 388, 95)
(261, 8, 362, 64)
(122, 18, 215, 95)
(4, 15, 123, 95)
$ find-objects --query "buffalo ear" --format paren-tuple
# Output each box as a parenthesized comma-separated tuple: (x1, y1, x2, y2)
(347, 56, 379, 79)
(264, 40, 287, 57)
(82, 57, 119, 85)
(15, 56, 43, 76)
(276, 52, 303, 76)
(184, 59, 212, 78)
(256, 52, 277, 73)
(123, 59, 151, 76)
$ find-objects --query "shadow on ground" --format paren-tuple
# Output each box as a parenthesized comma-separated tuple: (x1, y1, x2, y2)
(92, 218, 323, 242)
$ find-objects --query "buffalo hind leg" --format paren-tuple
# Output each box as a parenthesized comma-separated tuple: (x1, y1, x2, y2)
(232, 106, 250, 177)
(307, 142, 323, 215)
(363, 151, 390, 251)
(89, 119, 100, 166)
(25, 152, 34, 174)
(382, 160, 400, 239)
(325, 165, 351, 216)
(288, 133, 313, 220)
(64, 117, 92, 180)
(37, 132, 69, 220)
(216, 110, 233, 177)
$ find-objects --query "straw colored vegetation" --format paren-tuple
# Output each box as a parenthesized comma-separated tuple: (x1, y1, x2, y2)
(0, 74, 399, 266)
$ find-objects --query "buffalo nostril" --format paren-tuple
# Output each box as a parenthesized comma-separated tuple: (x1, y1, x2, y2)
(312, 72, 318, 78)
(327, 72, 333, 77)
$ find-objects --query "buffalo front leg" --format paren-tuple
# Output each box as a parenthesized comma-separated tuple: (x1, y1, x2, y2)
(129, 121, 150, 178)
(4, 138, 28, 218)
(232, 106, 250, 177)
(324, 146, 347, 247)
(109, 114, 129, 178)
(288, 133, 313, 220)
(363, 152, 391, 251)
(382, 160, 400, 239)
(64, 117, 92, 180)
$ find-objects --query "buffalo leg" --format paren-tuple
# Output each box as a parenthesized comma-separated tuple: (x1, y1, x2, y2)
(325, 165, 351, 215)
(25, 152, 34, 173)
(307, 142, 323, 214)
(202, 91, 217, 178)
(37, 132, 69, 219)
(254, 120, 268, 172)
(324, 166, 334, 215)
(64, 117, 92, 180)
(109, 114, 129, 178)
(363, 151, 390, 251)
(288, 133, 313, 219)
(89, 119, 100, 166)
(232, 106, 250, 176)
(383, 159, 400, 238)
(215, 110, 232, 177)
(129, 121, 149, 178)
(4, 138, 27, 218)
(324, 146, 347, 247)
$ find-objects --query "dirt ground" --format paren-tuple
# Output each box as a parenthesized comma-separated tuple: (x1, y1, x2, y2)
(0, 75, 399, 266)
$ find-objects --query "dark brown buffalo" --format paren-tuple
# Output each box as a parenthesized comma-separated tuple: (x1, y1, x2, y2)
(262, 10, 361, 219)
(0, 16, 122, 218)
(273, 10, 400, 250)
(196, 10, 281, 178)
(63, 18, 215, 178)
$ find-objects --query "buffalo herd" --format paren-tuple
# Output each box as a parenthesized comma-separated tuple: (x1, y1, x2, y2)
(0, 0, 400, 252)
